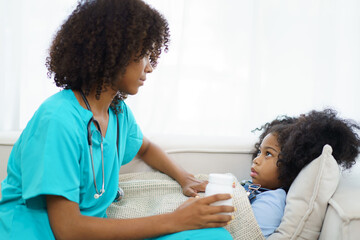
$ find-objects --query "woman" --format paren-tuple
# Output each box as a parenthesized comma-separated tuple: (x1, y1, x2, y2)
(0, 0, 234, 239)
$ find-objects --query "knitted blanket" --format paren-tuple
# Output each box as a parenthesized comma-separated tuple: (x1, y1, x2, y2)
(106, 172, 264, 240)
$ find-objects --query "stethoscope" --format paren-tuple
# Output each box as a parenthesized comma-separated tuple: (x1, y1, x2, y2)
(80, 90, 124, 201)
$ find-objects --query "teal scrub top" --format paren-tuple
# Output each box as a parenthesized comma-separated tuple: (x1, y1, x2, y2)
(150, 228, 233, 240)
(0, 89, 143, 239)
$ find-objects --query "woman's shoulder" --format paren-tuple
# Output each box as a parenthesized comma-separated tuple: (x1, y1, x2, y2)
(19, 90, 90, 144)
(39, 90, 89, 119)
(40, 90, 76, 111)
(27, 89, 91, 130)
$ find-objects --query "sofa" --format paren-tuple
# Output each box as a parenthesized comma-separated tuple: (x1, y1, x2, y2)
(1, 132, 359, 239)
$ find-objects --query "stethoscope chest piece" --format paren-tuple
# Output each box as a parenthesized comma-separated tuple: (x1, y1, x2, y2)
(94, 189, 105, 199)
(114, 187, 125, 202)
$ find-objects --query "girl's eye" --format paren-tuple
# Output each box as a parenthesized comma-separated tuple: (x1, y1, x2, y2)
(265, 151, 273, 157)
(256, 150, 261, 156)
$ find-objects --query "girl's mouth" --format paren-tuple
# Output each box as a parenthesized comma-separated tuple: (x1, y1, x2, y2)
(250, 168, 258, 177)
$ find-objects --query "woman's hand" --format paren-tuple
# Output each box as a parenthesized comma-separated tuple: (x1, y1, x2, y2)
(171, 194, 234, 232)
(137, 137, 209, 197)
(180, 174, 208, 197)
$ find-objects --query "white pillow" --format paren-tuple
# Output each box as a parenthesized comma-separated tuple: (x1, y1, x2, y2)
(268, 144, 340, 240)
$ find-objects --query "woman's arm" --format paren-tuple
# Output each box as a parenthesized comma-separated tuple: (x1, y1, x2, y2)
(47, 194, 234, 240)
(137, 136, 207, 197)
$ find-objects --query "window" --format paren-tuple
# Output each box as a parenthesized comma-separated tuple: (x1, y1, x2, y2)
(1, 0, 359, 137)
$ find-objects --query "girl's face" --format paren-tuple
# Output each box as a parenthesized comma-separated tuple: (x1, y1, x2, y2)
(115, 55, 153, 95)
(251, 133, 282, 190)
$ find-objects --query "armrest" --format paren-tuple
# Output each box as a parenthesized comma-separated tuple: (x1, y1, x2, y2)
(319, 161, 360, 239)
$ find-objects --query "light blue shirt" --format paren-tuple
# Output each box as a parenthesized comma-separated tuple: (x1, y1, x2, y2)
(0, 89, 143, 239)
(251, 188, 286, 238)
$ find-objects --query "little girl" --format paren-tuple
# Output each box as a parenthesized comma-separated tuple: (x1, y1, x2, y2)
(247, 109, 360, 237)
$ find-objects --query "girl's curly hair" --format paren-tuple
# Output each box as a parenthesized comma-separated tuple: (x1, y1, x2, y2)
(253, 109, 360, 192)
(252, 116, 298, 160)
(46, 0, 170, 113)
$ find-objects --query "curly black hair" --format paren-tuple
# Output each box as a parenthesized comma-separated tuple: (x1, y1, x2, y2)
(46, 0, 170, 113)
(253, 109, 360, 192)
(252, 116, 298, 160)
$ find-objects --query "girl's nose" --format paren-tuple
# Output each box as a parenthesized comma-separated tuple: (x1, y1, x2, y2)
(252, 156, 261, 165)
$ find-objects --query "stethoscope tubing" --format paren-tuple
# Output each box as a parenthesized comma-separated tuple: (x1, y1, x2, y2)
(80, 89, 121, 200)
(80, 91, 106, 199)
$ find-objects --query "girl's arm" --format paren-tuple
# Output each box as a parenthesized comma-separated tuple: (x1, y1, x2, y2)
(137, 136, 207, 197)
(47, 194, 233, 240)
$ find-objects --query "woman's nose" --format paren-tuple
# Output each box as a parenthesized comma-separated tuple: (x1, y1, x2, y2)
(145, 56, 153, 73)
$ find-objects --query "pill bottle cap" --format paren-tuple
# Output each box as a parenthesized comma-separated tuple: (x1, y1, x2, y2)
(208, 173, 233, 186)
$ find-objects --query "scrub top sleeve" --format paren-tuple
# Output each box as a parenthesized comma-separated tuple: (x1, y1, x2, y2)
(21, 115, 81, 207)
(121, 103, 143, 165)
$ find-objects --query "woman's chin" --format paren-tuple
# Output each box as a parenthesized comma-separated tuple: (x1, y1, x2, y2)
(126, 89, 139, 95)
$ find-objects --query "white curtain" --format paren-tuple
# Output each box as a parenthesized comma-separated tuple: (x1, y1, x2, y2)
(1, 0, 359, 138)
(0, 0, 77, 131)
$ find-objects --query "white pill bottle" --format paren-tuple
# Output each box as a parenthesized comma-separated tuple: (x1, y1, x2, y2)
(204, 173, 233, 214)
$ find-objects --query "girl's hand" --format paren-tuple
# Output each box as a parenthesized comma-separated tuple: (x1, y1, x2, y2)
(180, 174, 208, 197)
(172, 194, 234, 231)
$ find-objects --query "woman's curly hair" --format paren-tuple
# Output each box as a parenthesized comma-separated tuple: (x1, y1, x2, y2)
(253, 109, 360, 192)
(46, 0, 170, 113)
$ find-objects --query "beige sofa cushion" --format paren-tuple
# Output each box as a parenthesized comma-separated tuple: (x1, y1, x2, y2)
(268, 145, 340, 240)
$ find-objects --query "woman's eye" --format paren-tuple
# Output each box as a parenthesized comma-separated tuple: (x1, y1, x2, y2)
(256, 150, 261, 156)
